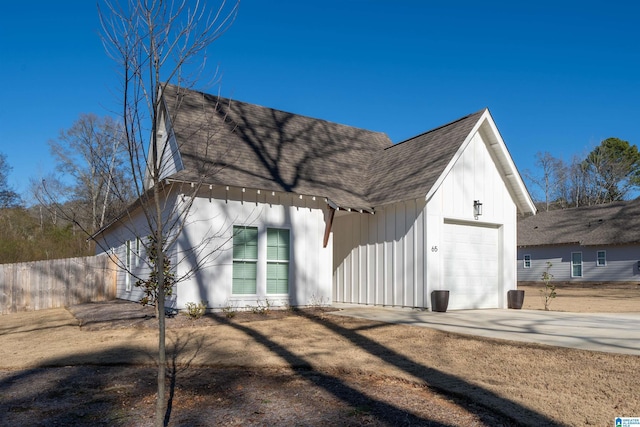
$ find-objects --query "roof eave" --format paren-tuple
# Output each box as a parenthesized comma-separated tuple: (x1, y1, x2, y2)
(517, 241, 581, 248)
(478, 110, 537, 216)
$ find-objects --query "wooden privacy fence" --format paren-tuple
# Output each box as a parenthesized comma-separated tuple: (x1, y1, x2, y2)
(0, 254, 117, 314)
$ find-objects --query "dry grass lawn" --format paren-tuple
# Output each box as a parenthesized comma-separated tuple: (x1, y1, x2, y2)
(518, 281, 640, 312)
(1, 283, 639, 426)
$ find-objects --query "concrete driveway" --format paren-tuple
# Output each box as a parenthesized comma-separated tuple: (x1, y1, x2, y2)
(330, 305, 640, 355)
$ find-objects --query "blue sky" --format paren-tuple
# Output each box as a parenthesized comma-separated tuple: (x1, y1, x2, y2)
(2, 1, 639, 202)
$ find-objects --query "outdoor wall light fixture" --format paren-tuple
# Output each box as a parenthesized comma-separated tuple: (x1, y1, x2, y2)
(474, 200, 483, 218)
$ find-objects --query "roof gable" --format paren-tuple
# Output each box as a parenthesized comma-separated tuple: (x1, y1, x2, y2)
(365, 110, 485, 206)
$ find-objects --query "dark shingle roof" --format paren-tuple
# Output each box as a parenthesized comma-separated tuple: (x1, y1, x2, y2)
(366, 110, 485, 206)
(162, 84, 486, 210)
(518, 199, 640, 247)
(163, 84, 391, 210)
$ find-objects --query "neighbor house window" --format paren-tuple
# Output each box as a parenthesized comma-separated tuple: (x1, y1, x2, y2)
(523, 254, 531, 269)
(597, 250, 606, 267)
(125, 240, 132, 292)
(267, 228, 290, 294)
(571, 252, 583, 277)
(232, 226, 258, 294)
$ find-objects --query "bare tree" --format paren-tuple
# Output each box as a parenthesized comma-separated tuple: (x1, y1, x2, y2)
(528, 137, 640, 210)
(29, 174, 64, 227)
(48, 114, 133, 231)
(525, 152, 566, 211)
(97, 1, 239, 425)
(545, 153, 603, 208)
(0, 153, 22, 208)
(554, 154, 577, 208)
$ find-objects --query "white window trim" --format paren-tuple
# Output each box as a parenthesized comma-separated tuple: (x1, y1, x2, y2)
(134, 237, 141, 268)
(125, 240, 132, 292)
(596, 250, 606, 267)
(266, 227, 291, 295)
(571, 251, 583, 278)
(523, 254, 531, 269)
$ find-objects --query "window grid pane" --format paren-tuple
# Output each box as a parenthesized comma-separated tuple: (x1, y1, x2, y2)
(233, 226, 258, 260)
(233, 226, 258, 294)
(267, 228, 289, 261)
(233, 261, 257, 294)
(267, 228, 289, 294)
(572, 252, 582, 277)
(597, 251, 606, 266)
(267, 262, 289, 293)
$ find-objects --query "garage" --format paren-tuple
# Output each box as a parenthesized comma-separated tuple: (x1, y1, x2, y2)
(329, 109, 533, 310)
(441, 221, 501, 309)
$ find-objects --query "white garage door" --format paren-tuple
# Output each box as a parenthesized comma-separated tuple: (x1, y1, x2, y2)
(441, 222, 500, 309)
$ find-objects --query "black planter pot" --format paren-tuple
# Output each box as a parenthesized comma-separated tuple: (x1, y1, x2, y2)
(507, 290, 525, 309)
(431, 290, 450, 312)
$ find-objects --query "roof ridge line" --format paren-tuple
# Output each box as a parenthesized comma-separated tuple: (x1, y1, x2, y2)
(166, 83, 390, 137)
(386, 108, 487, 150)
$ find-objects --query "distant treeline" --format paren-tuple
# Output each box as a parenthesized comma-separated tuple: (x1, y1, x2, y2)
(0, 207, 94, 264)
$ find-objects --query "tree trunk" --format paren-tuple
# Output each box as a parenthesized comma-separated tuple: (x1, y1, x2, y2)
(154, 187, 167, 427)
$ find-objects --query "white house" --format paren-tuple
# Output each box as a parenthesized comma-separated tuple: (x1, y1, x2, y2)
(94, 84, 536, 311)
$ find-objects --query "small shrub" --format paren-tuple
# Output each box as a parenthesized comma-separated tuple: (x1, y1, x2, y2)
(308, 293, 330, 308)
(540, 262, 556, 311)
(185, 300, 207, 320)
(249, 298, 272, 315)
(221, 300, 238, 318)
(283, 298, 296, 312)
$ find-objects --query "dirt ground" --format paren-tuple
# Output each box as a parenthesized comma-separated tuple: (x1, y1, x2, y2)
(1, 283, 639, 426)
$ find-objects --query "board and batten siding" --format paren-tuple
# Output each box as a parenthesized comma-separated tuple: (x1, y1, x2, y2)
(332, 198, 427, 307)
(333, 129, 518, 309)
(428, 130, 518, 309)
(517, 245, 640, 282)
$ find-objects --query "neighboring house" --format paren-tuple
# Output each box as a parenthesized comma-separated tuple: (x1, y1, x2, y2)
(518, 200, 640, 282)
(95, 84, 535, 311)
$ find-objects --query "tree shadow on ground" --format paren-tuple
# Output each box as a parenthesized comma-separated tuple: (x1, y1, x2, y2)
(210, 315, 457, 426)
(0, 348, 471, 426)
(1, 305, 562, 426)
(212, 312, 561, 426)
